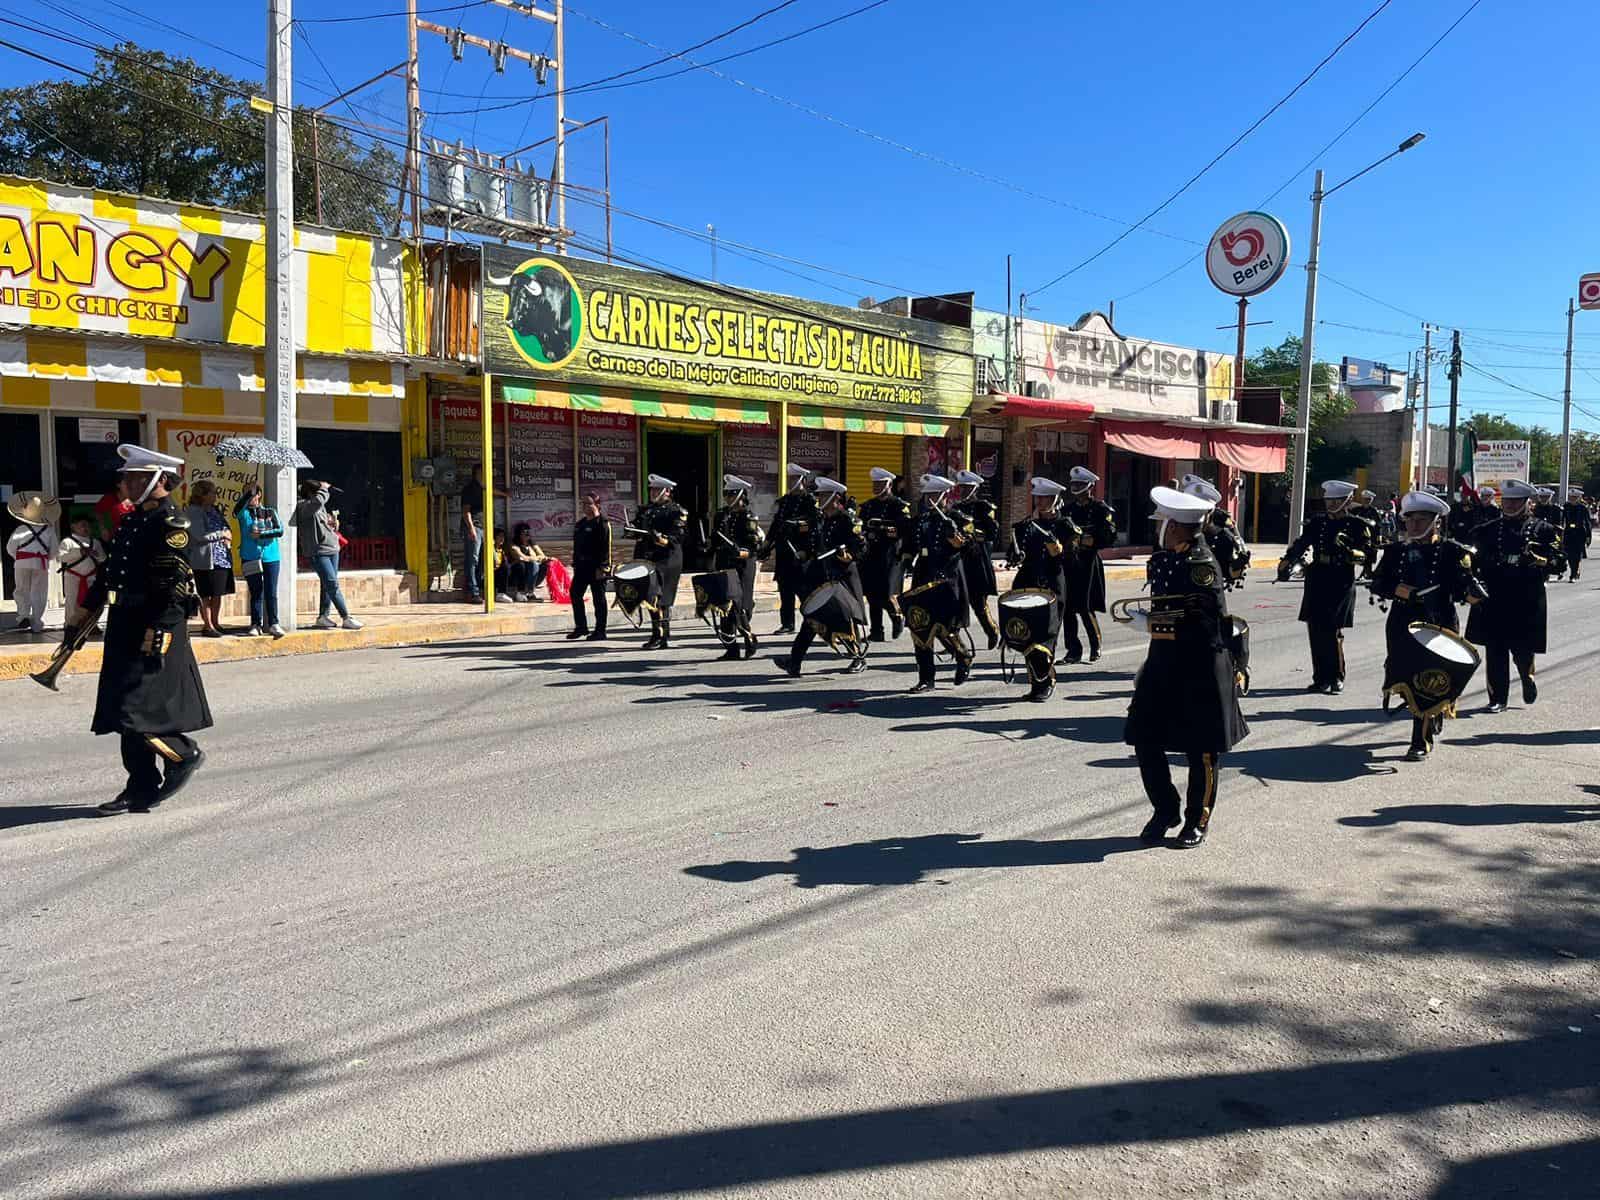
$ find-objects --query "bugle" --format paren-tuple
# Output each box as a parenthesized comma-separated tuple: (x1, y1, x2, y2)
(30, 606, 104, 691)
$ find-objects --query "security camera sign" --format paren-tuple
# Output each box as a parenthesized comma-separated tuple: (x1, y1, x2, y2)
(1206, 211, 1291, 297)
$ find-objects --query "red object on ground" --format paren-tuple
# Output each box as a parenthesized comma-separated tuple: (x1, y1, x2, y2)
(545, 557, 572, 605)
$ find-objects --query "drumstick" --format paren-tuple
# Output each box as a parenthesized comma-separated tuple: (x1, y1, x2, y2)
(816, 547, 840, 561)
(716, 530, 739, 548)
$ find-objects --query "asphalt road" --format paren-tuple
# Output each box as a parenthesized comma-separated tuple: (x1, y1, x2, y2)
(3, 567, 1598, 1199)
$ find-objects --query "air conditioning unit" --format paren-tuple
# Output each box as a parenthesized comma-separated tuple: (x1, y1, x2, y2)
(1213, 400, 1238, 423)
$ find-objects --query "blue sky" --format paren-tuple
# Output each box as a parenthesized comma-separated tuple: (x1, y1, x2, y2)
(6, 0, 1599, 432)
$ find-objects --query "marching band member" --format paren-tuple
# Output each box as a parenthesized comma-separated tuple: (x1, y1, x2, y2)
(1182, 475, 1250, 587)
(712, 474, 764, 662)
(906, 474, 972, 694)
(1466, 479, 1564, 712)
(6, 492, 59, 633)
(1060, 466, 1115, 664)
(766, 463, 820, 634)
(952, 469, 1001, 650)
(1278, 480, 1373, 694)
(1006, 477, 1078, 702)
(1351, 488, 1383, 527)
(1370, 491, 1486, 761)
(1562, 486, 1592, 581)
(57, 512, 107, 632)
(90, 445, 210, 816)
(634, 474, 687, 651)
(1124, 486, 1248, 849)
(776, 477, 865, 677)
(858, 466, 914, 641)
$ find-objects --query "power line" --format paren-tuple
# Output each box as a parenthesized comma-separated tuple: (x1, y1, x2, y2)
(1026, 0, 1396, 299)
(299, 1, 490, 24)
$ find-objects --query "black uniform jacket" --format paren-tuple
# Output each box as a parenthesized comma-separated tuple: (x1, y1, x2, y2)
(712, 505, 763, 571)
(767, 491, 820, 580)
(1562, 501, 1592, 557)
(89, 497, 213, 737)
(1207, 511, 1251, 583)
(952, 496, 999, 598)
(857, 493, 914, 595)
(1062, 498, 1115, 613)
(909, 503, 969, 621)
(1466, 514, 1562, 652)
(802, 506, 867, 591)
(571, 515, 612, 572)
(1124, 536, 1248, 754)
(1008, 513, 1078, 596)
(1284, 512, 1373, 628)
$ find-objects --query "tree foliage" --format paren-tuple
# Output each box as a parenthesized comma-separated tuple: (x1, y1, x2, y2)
(1245, 335, 1368, 481)
(1464, 411, 1600, 492)
(0, 43, 399, 234)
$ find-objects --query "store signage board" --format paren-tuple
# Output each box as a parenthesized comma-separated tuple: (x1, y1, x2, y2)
(1206, 211, 1291, 297)
(481, 247, 974, 417)
(1472, 440, 1530, 488)
(1580, 273, 1600, 311)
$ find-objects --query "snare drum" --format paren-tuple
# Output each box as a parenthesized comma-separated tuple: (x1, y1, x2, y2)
(900, 578, 963, 647)
(611, 560, 658, 618)
(997, 588, 1060, 654)
(692, 569, 741, 616)
(802, 580, 866, 637)
(1387, 621, 1481, 718)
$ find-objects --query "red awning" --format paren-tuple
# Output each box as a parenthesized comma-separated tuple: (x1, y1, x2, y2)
(981, 392, 1096, 421)
(1207, 428, 1288, 473)
(1100, 418, 1204, 460)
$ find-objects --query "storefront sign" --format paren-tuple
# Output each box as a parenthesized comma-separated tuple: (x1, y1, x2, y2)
(158, 418, 263, 568)
(1206, 211, 1291, 297)
(786, 428, 838, 477)
(0, 175, 406, 355)
(1472, 440, 1530, 488)
(77, 418, 119, 444)
(481, 248, 974, 417)
(980, 310, 1234, 420)
(722, 425, 780, 518)
(575, 411, 638, 524)
(507, 405, 575, 539)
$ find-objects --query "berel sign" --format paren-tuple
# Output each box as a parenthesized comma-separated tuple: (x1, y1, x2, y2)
(1206, 211, 1291, 297)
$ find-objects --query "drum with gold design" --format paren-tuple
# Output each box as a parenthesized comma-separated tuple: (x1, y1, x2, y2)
(900, 578, 963, 648)
(997, 588, 1060, 655)
(611, 560, 658, 626)
(1386, 622, 1481, 718)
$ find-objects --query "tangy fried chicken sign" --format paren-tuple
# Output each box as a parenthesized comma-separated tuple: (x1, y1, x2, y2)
(1206, 211, 1291, 297)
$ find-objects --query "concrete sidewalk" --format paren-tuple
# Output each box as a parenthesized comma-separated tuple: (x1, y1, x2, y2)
(0, 547, 1287, 682)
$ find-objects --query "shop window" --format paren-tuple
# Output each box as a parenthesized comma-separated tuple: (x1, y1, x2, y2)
(297, 428, 404, 568)
(1, 412, 43, 601)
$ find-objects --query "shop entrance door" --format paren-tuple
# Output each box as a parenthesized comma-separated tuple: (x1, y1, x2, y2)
(1106, 447, 1162, 546)
(643, 425, 718, 570)
(1, 412, 45, 605)
(54, 415, 144, 530)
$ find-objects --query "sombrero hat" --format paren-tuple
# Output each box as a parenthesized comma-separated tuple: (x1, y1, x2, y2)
(6, 491, 60, 526)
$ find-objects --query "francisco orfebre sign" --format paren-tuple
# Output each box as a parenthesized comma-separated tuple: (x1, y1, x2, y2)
(1206, 211, 1291, 297)
(479, 247, 974, 418)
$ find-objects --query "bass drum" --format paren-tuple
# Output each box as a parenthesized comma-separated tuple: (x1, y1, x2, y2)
(692, 569, 742, 643)
(1387, 621, 1481, 718)
(611, 560, 659, 627)
(997, 588, 1060, 654)
(900, 578, 964, 649)
(801, 580, 868, 665)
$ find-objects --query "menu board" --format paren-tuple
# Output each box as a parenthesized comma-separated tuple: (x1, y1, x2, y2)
(576, 411, 638, 525)
(507, 405, 575, 538)
(723, 425, 780, 522)
(786, 428, 838, 478)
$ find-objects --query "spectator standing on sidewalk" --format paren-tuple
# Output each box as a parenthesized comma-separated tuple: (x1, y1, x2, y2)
(235, 484, 286, 638)
(94, 478, 134, 540)
(457, 464, 507, 603)
(184, 480, 233, 638)
(568, 494, 611, 640)
(294, 479, 362, 631)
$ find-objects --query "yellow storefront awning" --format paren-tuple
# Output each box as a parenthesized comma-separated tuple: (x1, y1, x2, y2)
(789, 404, 960, 437)
(499, 381, 770, 425)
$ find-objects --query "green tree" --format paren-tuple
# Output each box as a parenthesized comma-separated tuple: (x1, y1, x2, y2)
(1246, 335, 1368, 481)
(0, 43, 398, 234)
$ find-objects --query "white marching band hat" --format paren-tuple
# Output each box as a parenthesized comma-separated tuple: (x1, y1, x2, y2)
(118, 443, 184, 473)
(869, 466, 897, 483)
(1478, 485, 1498, 498)
(722, 474, 753, 492)
(1499, 478, 1537, 499)
(785, 462, 813, 478)
(1068, 466, 1099, 485)
(813, 476, 848, 495)
(647, 473, 677, 490)
(1030, 476, 1066, 497)
(1181, 474, 1222, 504)
(1357, 488, 1376, 503)
(1401, 490, 1450, 517)
(1321, 480, 1357, 499)
(954, 469, 983, 485)
(1149, 485, 1213, 524)
(1535, 486, 1555, 500)
(920, 473, 956, 494)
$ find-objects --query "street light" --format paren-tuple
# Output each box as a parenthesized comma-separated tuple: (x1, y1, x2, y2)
(1288, 133, 1427, 531)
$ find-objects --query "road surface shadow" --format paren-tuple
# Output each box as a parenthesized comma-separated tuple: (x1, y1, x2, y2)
(1452, 728, 1600, 749)
(0, 804, 100, 830)
(43, 1049, 304, 1137)
(88, 1036, 1600, 1200)
(1340, 802, 1600, 829)
(684, 832, 1149, 887)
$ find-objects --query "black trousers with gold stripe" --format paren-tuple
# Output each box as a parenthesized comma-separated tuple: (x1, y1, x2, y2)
(120, 732, 199, 799)
(1307, 625, 1346, 686)
(1062, 607, 1101, 660)
(1135, 745, 1219, 830)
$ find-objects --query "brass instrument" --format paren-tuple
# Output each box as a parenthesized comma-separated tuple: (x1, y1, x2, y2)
(1109, 594, 1189, 624)
(30, 605, 104, 691)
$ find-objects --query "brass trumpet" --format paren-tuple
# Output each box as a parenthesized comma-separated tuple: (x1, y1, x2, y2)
(1109, 595, 1188, 624)
(30, 605, 103, 691)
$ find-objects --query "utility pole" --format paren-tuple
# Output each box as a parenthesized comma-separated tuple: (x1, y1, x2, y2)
(707, 224, 717, 281)
(554, 0, 566, 242)
(265, 0, 298, 631)
(1445, 330, 1462, 495)
(405, 0, 421, 237)
(1420, 323, 1435, 489)
(1288, 169, 1324, 532)
(1560, 297, 1575, 499)
(1004, 254, 1012, 392)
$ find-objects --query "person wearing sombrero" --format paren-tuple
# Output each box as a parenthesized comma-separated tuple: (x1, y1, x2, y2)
(86, 445, 213, 816)
(6, 491, 60, 633)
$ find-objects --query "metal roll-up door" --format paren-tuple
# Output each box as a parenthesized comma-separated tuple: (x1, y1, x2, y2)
(843, 432, 905, 501)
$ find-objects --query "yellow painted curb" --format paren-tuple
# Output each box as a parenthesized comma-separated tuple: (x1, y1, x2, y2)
(0, 613, 542, 684)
